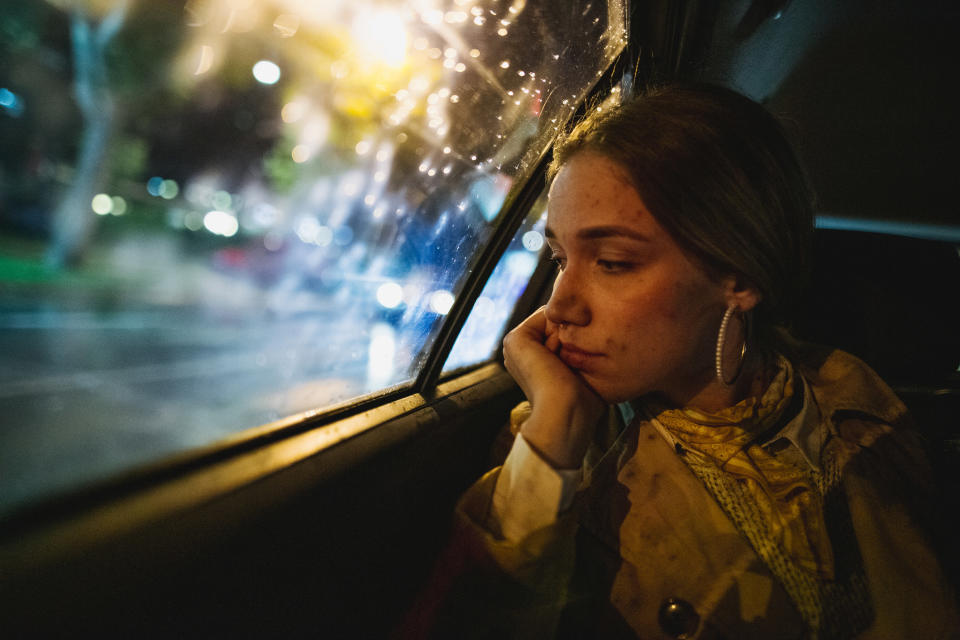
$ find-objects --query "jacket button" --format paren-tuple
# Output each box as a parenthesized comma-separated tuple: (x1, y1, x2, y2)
(658, 597, 699, 639)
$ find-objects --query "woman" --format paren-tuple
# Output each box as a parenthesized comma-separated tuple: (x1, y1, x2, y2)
(414, 84, 958, 639)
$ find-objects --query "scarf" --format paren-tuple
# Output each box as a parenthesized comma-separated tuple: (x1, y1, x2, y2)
(651, 357, 835, 580)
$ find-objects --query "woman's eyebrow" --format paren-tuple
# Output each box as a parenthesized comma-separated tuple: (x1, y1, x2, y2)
(545, 225, 651, 242)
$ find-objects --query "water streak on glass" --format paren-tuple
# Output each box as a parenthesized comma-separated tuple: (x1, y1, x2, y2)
(0, 0, 626, 513)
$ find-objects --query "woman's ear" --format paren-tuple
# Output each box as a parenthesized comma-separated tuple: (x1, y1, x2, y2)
(722, 274, 762, 312)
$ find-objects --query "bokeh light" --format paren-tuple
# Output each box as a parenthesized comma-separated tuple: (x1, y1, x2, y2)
(111, 196, 128, 216)
(522, 230, 544, 252)
(160, 180, 179, 200)
(273, 13, 300, 38)
(0, 88, 23, 117)
(203, 210, 239, 237)
(291, 145, 311, 163)
(352, 9, 408, 68)
(376, 282, 404, 309)
(91, 194, 112, 215)
(252, 60, 281, 85)
(147, 176, 164, 196)
(429, 290, 455, 315)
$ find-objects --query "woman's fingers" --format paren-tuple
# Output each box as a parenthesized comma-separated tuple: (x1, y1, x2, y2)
(509, 305, 549, 342)
(544, 326, 560, 353)
(502, 308, 601, 408)
(503, 308, 566, 395)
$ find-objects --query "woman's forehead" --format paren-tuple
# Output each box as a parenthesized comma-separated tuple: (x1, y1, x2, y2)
(544, 223, 654, 246)
(546, 154, 662, 240)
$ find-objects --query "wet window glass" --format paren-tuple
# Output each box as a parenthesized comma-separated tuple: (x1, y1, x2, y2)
(445, 191, 547, 371)
(0, 0, 626, 513)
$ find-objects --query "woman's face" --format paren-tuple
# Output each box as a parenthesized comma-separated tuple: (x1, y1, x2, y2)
(545, 153, 733, 406)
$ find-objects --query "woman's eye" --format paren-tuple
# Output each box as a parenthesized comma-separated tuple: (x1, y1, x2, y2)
(549, 254, 566, 270)
(597, 259, 634, 272)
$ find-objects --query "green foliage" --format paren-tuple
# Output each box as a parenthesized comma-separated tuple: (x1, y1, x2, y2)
(109, 136, 148, 182)
(263, 137, 299, 194)
(0, 1, 42, 52)
(107, 2, 184, 97)
(0, 253, 53, 284)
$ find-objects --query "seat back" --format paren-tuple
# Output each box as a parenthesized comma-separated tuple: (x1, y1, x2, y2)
(796, 228, 960, 390)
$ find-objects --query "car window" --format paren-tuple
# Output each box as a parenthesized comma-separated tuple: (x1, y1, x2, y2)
(444, 190, 547, 371)
(0, 0, 626, 514)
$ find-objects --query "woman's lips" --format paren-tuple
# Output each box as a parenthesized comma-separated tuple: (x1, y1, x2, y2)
(558, 343, 603, 369)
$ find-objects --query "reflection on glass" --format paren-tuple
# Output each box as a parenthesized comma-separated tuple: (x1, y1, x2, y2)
(445, 192, 547, 370)
(0, 0, 626, 512)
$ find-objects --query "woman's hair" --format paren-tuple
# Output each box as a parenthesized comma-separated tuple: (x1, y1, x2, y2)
(548, 83, 815, 344)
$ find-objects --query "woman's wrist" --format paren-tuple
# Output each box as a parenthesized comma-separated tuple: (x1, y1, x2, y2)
(520, 402, 600, 470)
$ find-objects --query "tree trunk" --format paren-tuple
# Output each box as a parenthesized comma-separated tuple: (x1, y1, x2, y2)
(45, 2, 128, 269)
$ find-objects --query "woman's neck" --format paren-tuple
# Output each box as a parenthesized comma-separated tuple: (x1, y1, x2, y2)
(662, 348, 772, 414)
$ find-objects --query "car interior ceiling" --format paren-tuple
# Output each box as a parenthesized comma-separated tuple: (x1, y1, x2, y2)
(1, 0, 958, 635)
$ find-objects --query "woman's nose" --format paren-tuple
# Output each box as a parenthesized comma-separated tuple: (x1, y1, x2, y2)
(545, 269, 590, 327)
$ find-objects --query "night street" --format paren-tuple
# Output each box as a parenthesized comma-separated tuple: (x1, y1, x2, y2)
(0, 293, 404, 515)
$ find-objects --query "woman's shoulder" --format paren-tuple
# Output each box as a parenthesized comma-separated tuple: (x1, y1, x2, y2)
(785, 339, 910, 431)
(786, 341, 937, 501)
(784, 340, 931, 484)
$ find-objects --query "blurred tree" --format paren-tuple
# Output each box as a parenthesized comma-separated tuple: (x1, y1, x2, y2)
(45, 0, 129, 268)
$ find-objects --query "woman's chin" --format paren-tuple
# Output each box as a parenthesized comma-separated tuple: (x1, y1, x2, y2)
(583, 376, 644, 405)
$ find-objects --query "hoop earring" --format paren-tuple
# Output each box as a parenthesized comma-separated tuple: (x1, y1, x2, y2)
(715, 304, 747, 385)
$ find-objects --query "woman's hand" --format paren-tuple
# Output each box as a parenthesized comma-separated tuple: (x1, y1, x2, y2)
(502, 307, 605, 469)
